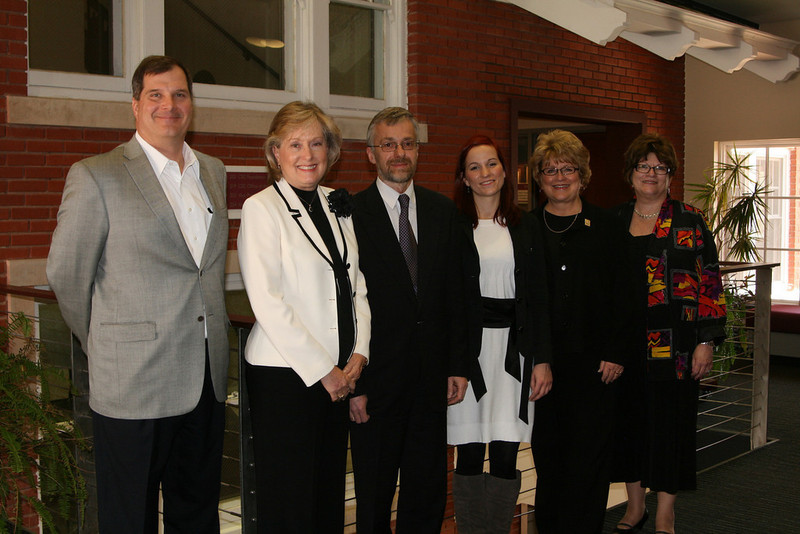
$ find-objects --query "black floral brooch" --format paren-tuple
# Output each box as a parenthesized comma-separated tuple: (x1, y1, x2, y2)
(327, 188, 355, 218)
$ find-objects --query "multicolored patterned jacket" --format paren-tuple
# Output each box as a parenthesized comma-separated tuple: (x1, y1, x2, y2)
(619, 197, 727, 381)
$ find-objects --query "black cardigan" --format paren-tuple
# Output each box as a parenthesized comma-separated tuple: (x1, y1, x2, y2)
(534, 200, 635, 375)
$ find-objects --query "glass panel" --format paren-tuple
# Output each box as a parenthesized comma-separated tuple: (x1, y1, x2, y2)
(330, 3, 383, 98)
(165, 0, 286, 90)
(770, 198, 800, 302)
(29, 0, 116, 75)
(718, 142, 800, 301)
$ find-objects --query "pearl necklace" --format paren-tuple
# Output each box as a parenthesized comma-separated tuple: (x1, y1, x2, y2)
(634, 207, 658, 219)
(543, 210, 579, 234)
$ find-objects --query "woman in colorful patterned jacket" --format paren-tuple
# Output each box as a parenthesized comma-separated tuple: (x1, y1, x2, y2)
(611, 133, 727, 534)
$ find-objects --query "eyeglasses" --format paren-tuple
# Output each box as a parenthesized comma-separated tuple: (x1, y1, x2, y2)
(634, 163, 670, 175)
(540, 166, 579, 177)
(368, 140, 420, 152)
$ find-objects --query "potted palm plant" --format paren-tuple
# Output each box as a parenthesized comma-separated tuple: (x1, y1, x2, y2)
(688, 146, 768, 263)
(1, 312, 86, 533)
(687, 147, 768, 379)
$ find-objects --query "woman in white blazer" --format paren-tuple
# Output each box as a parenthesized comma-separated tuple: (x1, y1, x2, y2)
(237, 101, 370, 532)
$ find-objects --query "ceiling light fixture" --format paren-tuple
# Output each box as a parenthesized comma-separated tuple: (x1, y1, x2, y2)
(246, 37, 285, 49)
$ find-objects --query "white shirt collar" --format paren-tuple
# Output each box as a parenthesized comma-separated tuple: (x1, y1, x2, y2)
(376, 177, 416, 211)
(135, 131, 198, 179)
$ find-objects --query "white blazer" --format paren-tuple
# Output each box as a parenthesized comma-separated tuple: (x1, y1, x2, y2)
(237, 179, 370, 386)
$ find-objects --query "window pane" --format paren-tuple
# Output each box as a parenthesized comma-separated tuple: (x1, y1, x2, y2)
(330, 3, 383, 99)
(165, 0, 286, 90)
(29, 0, 116, 75)
(770, 197, 800, 302)
(718, 142, 800, 302)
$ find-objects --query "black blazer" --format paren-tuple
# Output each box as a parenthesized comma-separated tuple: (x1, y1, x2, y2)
(459, 211, 553, 406)
(533, 201, 635, 375)
(352, 182, 467, 415)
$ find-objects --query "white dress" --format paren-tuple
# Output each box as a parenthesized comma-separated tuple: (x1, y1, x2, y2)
(447, 219, 534, 445)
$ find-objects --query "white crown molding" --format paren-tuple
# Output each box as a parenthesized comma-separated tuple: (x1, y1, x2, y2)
(499, 0, 800, 82)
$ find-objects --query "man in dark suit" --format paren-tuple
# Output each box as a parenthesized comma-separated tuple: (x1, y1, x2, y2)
(47, 56, 229, 533)
(349, 107, 468, 533)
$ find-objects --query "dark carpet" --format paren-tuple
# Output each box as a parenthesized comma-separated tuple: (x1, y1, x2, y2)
(602, 356, 800, 533)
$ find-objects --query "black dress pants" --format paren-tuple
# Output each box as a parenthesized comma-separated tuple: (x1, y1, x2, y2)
(532, 359, 615, 534)
(246, 363, 349, 533)
(92, 353, 225, 534)
(349, 390, 447, 534)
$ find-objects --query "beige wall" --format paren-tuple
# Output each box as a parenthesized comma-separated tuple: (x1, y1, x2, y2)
(684, 56, 800, 199)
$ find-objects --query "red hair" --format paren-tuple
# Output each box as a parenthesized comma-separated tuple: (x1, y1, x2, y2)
(453, 135, 520, 228)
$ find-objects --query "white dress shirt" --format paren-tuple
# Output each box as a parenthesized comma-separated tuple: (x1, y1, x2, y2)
(135, 132, 212, 267)
(375, 177, 418, 240)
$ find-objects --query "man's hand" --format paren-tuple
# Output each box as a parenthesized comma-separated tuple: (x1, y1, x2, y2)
(349, 395, 369, 423)
(447, 376, 468, 405)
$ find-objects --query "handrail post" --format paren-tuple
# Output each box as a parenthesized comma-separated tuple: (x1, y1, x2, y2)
(70, 335, 99, 533)
(237, 327, 257, 533)
(750, 265, 772, 449)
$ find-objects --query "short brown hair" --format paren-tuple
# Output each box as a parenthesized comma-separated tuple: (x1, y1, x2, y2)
(622, 133, 678, 185)
(529, 129, 592, 189)
(366, 107, 420, 145)
(131, 56, 192, 100)
(265, 101, 343, 183)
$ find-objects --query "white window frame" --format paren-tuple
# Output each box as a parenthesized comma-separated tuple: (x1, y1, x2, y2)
(27, 0, 407, 116)
(717, 139, 800, 303)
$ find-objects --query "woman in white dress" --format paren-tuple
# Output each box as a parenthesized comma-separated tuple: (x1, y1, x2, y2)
(448, 135, 553, 533)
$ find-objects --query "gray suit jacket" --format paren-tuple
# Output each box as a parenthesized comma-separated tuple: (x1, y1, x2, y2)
(47, 137, 230, 419)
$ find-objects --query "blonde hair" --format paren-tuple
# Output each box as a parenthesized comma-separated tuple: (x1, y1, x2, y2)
(529, 129, 592, 189)
(265, 101, 342, 183)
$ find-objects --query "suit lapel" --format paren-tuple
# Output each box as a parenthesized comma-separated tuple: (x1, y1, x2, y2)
(198, 155, 226, 268)
(323, 193, 349, 264)
(122, 138, 194, 264)
(274, 179, 334, 265)
(358, 182, 416, 295)
(415, 188, 439, 296)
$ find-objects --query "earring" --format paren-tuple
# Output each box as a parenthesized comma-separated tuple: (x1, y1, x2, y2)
(466, 184, 472, 193)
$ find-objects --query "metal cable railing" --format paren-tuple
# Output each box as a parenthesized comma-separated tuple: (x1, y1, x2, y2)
(1, 262, 777, 532)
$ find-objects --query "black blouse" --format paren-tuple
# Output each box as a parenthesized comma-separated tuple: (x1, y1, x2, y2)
(292, 185, 355, 367)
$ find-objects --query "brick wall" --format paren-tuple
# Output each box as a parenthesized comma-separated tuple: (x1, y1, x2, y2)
(403, 0, 685, 197)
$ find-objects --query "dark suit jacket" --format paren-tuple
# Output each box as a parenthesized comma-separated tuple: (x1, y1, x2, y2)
(459, 211, 553, 405)
(352, 182, 467, 415)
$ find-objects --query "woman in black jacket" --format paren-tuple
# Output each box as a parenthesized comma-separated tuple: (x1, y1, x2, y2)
(529, 129, 633, 534)
(447, 135, 552, 534)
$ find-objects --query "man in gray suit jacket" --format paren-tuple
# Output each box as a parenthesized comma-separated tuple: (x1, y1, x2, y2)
(47, 56, 229, 533)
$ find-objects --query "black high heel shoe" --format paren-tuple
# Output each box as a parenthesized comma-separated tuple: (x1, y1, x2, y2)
(612, 508, 649, 533)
